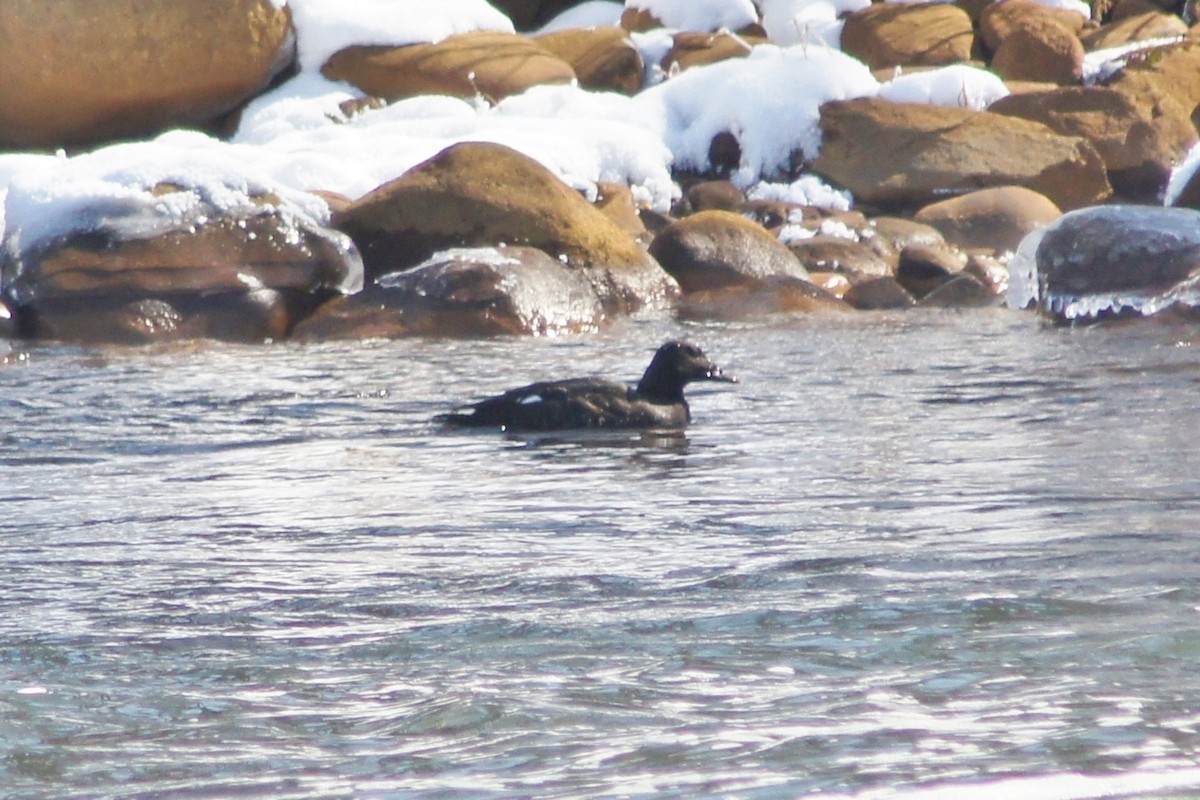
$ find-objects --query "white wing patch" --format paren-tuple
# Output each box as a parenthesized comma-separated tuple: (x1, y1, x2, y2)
(518, 394, 543, 405)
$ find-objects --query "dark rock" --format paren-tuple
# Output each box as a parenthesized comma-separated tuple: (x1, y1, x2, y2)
(843, 276, 917, 309)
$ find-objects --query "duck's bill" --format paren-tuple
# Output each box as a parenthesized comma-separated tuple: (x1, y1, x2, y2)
(707, 367, 738, 383)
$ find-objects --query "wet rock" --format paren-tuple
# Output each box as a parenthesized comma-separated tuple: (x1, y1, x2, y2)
(989, 86, 1197, 201)
(913, 186, 1063, 254)
(787, 236, 893, 281)
(534, 27, 643, 95)
(333, 141, 676, 313)
(896, 243, 968, 298)
(867, 217, 947, 259)
(293, 246, 604, 340)
(813, 97, 1112, 211)
(841, 3, 975, 71)
(3, 186, 362, 344)
(320, 31, 575, 104)
(1080, 10, 1188, 50)
(843, 276, 917, 310)
(677, 275, 852, 320)
(919, 273, 1001, 308)
(648, 210, 810, 293)
(0, 0, 294, 148)
(1032, 205, 1200, 322)
(661, 31, 757, 74)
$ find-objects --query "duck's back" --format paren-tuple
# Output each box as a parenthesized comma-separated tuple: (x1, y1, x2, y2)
(444, 378, 687, 431)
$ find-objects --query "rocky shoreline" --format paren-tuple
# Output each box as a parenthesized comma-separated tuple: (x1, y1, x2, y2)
(3, 0, 1200, 345)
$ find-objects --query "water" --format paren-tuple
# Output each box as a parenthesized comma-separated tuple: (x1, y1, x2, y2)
(3, 310, 1200, 799)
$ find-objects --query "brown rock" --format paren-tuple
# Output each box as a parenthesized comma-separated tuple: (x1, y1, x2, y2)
(1109, 40, 1200, 125)
(662, 31, 757, 74)
(990, 86, 1197, 201)
(918, 273, 1001, 307)
(990, 19, 1085, 84)
(594, 181, 648, 239)
(896, 243, 968, 297)
(685, 181, 746, 214)
(868, 217, 946, 254)
(534, 27, 643, 94)
(841, 3, 975, 70)
(1080, 10, 1188, 50)
(321, 31, 575, 104)
(648, 210, 810, 293)
(979, 0, 1087, 52)
(0, 0, 294, 148)
(813, 97, 1112, 211)
(333, 141, 676, 313)
(677, 275, 852, 319)
(787, 236, 893, 280)
(293, 246, 604, 340)
(842, 276, 916, 309)
(913, 186, 1063, 253)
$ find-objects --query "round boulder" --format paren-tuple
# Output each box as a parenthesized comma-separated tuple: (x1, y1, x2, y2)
(648, 210, 810, 293)
(913, 186, 1063, 254)
(0, 0, 294, 148)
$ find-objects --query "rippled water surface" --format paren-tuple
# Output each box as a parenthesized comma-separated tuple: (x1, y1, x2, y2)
(4, 310, 1200, 799)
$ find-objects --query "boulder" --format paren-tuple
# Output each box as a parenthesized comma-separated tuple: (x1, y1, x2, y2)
(1032, 205, 1200, 322)
(841, 3, 976, 71)
(2, 188, 361, 344)
(1109, 40, 1200, 125)
(895, 243, 968, 297)
(787, 236, 893, 280)
(293, 246, 604, 340)
(989, 19, 1086, 85)
(843, 277, 916, 310)
(534, 27, 643, 95)
(913, 186, 1063, 253)
(685, 180, 747, 214)
(677, 275, 852, 320)
(320, 31, 575, 104)
(813, 98, 1112, 211)
(989, 86, 1197, 201)
(979, 0, 1086, 52)
(919, 273, 1001, 307)
(1080, 10, 1188, 50)
(333, 141, 677, 313)
(648, 210, 810, 293)
(0, 0, 294, 148)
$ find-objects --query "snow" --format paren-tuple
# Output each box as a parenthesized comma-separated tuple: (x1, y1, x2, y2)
(537, 1, 624, 33)
(286, 0, 513, 72)
(760, 0, 870, 47)
(624, 0, 759, 31)
(879, 65, 1010, 110)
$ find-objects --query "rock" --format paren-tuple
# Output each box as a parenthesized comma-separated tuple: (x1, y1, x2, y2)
(1033, 205, 1200, 322)
(843, 276, 917, 310)
(293, 246, 604, 340)
(913, 186, 1063, 253)
(320, 31, 575, 104)
(3, 189, 362, 344)
(813, 97, 1112, 211)
(0, 0, 294, 148)
(919, 273, 1001, 307)
(1109, 40, 1200, 132)
(896, 243, 968, 297)
(979, 0, 1086, 53)
(661, 31, 757, 74)
(989, 86, 1197, 202)
(677, 275, 852, 320)
(534, 27, 643, 94)
(620, 3, 761, 34)
(648, 210, 810, 293)
(990, 20, 1085, 85)
(1080, 10, 1188, 50)
(867, 217, 946, 257)
(787, 236, 893, 280)
(593, 182, 648, 240)
(685, 180, 746, 214)
(333, 141, 676, 313)
(964, 253, 1011, 296)
(841, 3, 976, 71)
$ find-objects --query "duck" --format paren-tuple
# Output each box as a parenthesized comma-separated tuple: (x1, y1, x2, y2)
(438, 340, 736, 431)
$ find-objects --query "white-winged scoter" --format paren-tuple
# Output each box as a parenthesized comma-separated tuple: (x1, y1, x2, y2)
(438, 340, 736, 431)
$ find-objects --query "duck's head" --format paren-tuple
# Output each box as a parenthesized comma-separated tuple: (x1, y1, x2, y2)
(637, 340, 737, 401)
